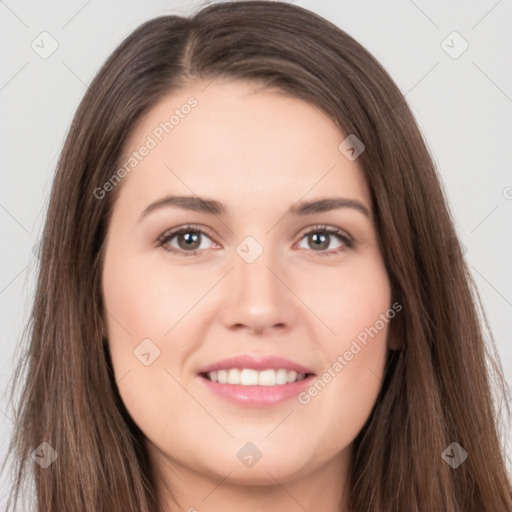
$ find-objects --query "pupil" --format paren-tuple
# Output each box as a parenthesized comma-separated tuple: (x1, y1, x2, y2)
(179, 232, 200, 250)
(310, 233, 328, 250)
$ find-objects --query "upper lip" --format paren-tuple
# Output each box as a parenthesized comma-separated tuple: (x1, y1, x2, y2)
(197, 355, 315, 375)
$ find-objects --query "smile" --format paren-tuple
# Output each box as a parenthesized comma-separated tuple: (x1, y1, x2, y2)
(203, 368, 309, 386)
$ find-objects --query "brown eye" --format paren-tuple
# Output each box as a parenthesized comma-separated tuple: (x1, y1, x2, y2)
(157, 225, 217, 256)
(307, 232, 332, 251)
(175, 231, 202, 251)
(296, 226, 353, 255)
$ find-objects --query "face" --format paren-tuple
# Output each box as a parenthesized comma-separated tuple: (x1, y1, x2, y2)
(102, 80, 393, 497)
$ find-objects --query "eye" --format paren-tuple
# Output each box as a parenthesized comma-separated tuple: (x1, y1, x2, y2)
(295, 225, 353, 256)
(156, 224, 218, 256)
(156, 223, 353, 257)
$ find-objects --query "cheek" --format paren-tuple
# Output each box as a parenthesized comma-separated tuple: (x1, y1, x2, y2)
(296, 321, 390, 463)
(101, 248, 213, 440)
(102, 247, 228, 340)
(300, 251, 392, 342)
(292, 253, 391, 451)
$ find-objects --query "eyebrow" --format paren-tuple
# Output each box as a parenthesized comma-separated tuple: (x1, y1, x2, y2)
(139, 195, 371, 220)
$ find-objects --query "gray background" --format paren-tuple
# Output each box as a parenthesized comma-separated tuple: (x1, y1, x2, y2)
(1, 0, 511, 506)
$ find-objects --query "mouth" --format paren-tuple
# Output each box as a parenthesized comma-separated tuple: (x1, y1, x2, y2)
(197, 355, 316, 406)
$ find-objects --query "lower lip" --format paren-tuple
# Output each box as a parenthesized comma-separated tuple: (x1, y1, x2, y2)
(199, 374, 315, 406)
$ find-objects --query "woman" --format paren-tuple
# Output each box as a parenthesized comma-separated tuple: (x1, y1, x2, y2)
(4, 1, 511, 511)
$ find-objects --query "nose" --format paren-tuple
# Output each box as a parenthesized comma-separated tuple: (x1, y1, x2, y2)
(220, 247, 297, 335)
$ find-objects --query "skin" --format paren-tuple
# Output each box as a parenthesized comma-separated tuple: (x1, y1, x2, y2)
(102, 79, 393, 512)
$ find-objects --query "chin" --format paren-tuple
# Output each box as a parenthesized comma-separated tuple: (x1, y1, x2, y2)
(198, 445, 316, 485)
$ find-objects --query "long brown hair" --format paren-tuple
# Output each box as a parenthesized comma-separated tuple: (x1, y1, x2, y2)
(4, 1, 511, 510)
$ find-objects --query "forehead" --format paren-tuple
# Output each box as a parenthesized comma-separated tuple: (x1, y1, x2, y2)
(117, 79, 371, 213)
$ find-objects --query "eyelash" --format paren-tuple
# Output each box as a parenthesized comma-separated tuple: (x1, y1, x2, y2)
(155, 223, 354, 257)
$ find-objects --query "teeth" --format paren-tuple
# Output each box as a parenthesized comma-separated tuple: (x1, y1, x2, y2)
(205, 368, 308, 385)
(276, 368, 288, 384)
(287, 370, 297, 383)
(241, 368, 259, 385)
(227, 369, 240, 384)
(258, 369, 275, 386)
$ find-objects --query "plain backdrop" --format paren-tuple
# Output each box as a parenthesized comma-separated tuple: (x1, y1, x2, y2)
(1, 0, 511, 506)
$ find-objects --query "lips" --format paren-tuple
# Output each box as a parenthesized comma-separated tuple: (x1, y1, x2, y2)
(197, 355, 316, 406)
